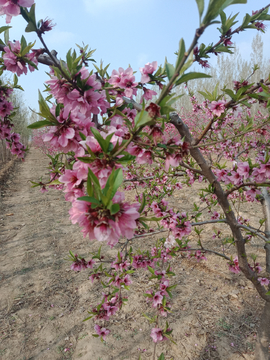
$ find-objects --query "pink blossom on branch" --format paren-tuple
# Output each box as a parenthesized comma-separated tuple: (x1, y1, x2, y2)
(150, 328, 168, 343)
(228, 257, 240, 274)
(69, 193, 140, 248)
(0, 0, 34, 23)
(258, 277, 270, 286)
(139, 61, 158, 83)
(108, 67, 138, 98)
(209, 100, 226, 117)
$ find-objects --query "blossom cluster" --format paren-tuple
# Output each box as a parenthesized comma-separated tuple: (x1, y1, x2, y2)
(0, 85, 27, 159)
(3, 41, 38, 76)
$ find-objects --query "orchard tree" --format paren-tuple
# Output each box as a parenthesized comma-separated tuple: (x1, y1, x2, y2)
(1, 1, 270, 359)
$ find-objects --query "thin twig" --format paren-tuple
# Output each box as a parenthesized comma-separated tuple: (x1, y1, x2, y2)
(237, 224, 269, 242)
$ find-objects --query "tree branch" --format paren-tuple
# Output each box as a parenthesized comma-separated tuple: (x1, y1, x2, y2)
(237, 224, 269, 243)
(191, 118, 270, 149)
(191, 219, 228, 226)
(226, 182, 270, 196)
(178, 247, 231, 261)
(260, 188, 270, 273)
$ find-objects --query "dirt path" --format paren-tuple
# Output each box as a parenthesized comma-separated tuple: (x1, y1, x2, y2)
(0, 148, 267, 360)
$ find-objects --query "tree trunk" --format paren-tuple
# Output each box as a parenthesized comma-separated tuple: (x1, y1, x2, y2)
(255, 301, 270, 360)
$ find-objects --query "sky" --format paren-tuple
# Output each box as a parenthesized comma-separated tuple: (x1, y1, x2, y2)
(1, 0, 270, 111)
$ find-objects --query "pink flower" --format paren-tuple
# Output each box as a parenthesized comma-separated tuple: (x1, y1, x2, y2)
(258, 277, 270, 286)
(228, 257, 240, 274)
(237, 162, 250, 179)
(109, 67, 138, 98)
(165, 152, 182, 171)
(229, 171, 242, 186)
(210, 100, 226, 117)
(123, 274, 132, 286)
(244, 187, 261, 202)
(164, 234, 177, 249)
(87, 259, 95, 268)
(59, 169, 83, 191)
(150, 328, 167, 343)
(152, 291, 163, 308)
(69, 193, 140, 248)
(211, 211, 220, 220)
(140, 88, 157, 102)
(195, 250, 207, 262)
(0, 0, 34, 23)
(139, 61, 158, 83)
(3, 41, 28, 76)
(94, 324, 110, 341)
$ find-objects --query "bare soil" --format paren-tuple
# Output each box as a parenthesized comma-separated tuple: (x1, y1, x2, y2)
(0, 148, 267, 360)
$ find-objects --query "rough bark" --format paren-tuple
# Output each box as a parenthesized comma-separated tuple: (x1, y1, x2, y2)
(255, 188, 270, 360)
(255, 301, 270, 360)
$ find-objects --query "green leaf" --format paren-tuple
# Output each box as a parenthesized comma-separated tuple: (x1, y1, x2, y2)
(0, 26, 11, 35)
(20, 6, 29, 22)
(4, 29, 9, 45)
(38, 90, 58, 123)
(25, 21, 37, 33)
(79, 132, 87, 141)
(77, 196, 101, 204)
(241, 13, 251, 28)
(48, 179, 61, 186)
(83, 316, 93, 322)
(134, 110, 152, 128)
(165, 62, 175, 81)
(158, 353, 165, 360)
(110, 203, 120, 215)
(27, 120, 53, 129)
(266, 291, 270, 296)
(20, 35, 27, 53)
(139, 216, 164, 221)
(87, 168, 101, 199)
(139, 193, 146, 213)
(195, 0, 204, 21)
(203, 0, 246, 25)
(90, 127, 108, 152)
(87, 170, 94, 197)
(179, 50, 194, 75)
(66, 49, 73, 71)
(102, 168, 123, 205)
(77, 156, 94, 164)
(147, 266, 155, 275)
(28, 4, 37, 25)
(175, 38, 186, 70)
(223, 88, 236, 100)
(116, 154, 136, 164)
(175, 72, 211, 86)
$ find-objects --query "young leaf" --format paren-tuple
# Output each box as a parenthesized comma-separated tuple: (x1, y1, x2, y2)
(77, 196, 101, 205)
(79, 132, 87, 141)
(90, 127, 108, 152)
(165, 62, 175, 81)
(195, 0, 204, 21)
(27, 120, 53, 129)
(175, 72, 211, 86)
(158, 353, 165, 360)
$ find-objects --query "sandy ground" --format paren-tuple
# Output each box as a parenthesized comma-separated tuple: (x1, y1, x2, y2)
(0, 148, 268, 360)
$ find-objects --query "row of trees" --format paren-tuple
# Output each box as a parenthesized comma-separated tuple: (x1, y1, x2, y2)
(175, 33, 270, 115)
(0, 78, 34, 164)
